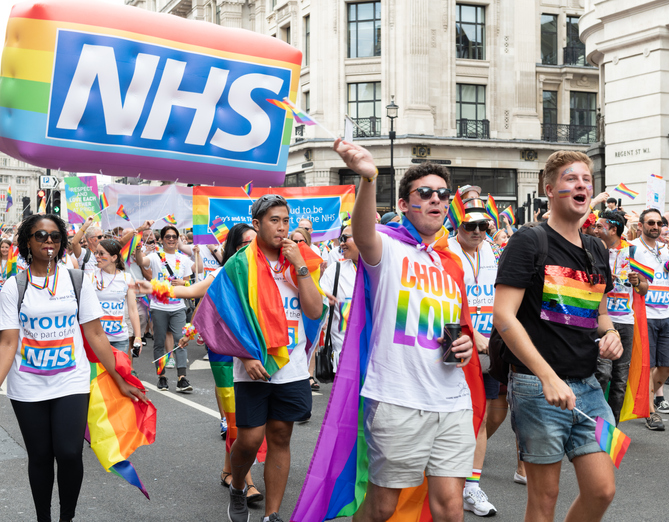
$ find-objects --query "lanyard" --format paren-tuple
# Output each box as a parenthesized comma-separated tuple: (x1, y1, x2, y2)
(27, 265, 59, 297)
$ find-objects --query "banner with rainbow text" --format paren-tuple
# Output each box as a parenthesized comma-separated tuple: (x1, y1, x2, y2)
(64, 176, 100, 224)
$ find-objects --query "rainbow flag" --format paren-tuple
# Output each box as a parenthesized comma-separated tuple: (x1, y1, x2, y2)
(447, 190, 466, 229)
(155, 350, 172, 375)
(193, 240, 325, 377)
(242, 182, 254, 196)
(38, 196, 46, 214)
(210, 217, 229, 244)
(5, 245, 19, 277)
(100, 193, 110, 211)
(613, 183, 639, 200)
(5, 186, 12, 211)
(163, 214, 177, 225)
(120, 233, 141, 263)
(209, 351, 237, 452)
(268, 97, 318, 126)
(339, 301, 351, 333)
(116, 205, 130, 221)
(595, 417, 631, 468)
(541, 266, 606, 329)
(629, 258, 654, 283)
(485, 194, 499, 227)
(290, 223, 485, 522)
(619, 291, 650, 422)
(500, 205, 515, 225)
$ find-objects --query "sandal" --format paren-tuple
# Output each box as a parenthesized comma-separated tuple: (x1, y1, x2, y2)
(310, 376, 320, 391)
(220, 471, 232, 487)
(247, 484, 264, 504)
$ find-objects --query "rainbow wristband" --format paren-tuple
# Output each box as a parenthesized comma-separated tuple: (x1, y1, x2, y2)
(665, 260, 669, 272)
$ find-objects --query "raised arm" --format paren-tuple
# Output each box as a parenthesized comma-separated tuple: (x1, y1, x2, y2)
(71, 216, 94, 258)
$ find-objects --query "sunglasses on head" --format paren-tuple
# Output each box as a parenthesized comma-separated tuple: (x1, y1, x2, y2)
(32, 230, 62, 243)
(462, 221, 489, 232)
(409, 187, 451, 201)
(339, 234, 352, 243)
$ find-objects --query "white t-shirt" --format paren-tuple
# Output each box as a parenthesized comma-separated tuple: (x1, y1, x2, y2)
(147, 251, 193, 311)
(605, 244, 635, 325)
(320, 259, 357, 371)
(193, 246, 221, 282)
(326, 247, 343, 267)
(360, 233, 472, 412)
(631, 238, 669, 319)
(76, 248, 98, 275)
(92, 269, 132, 342)
(448, 238, 497, 338)
(233, 268, 309, 384)
(0, 268, 103, 401)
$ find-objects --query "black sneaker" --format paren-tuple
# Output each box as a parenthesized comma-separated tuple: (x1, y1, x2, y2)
(228, 485, 249, 522)
(176, 377, 193, 393)
(646, 412, 665, 431)
(157, 375, 168, 391)
(266, 513, 284, 522)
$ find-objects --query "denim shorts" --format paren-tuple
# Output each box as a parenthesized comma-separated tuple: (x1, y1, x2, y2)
(508, 372, 614, 464)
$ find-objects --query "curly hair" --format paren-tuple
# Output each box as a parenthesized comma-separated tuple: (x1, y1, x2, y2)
(398, 162, 451, 203)
(98, 239, 126, 271)
(16, 214, 68, 263)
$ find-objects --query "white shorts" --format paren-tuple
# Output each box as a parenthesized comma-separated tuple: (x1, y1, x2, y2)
(363, 400, 475, 488)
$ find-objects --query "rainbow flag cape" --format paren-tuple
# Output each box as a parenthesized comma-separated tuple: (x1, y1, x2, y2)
(619, 290, 650, 422)
(243, 182, 254, 196)
(120, 233, 141, 263)
(290, 222, 485, 522)
(163, 214, 177, 225)
(116, 205, 130, 221)
(485, 194, 499, 228)
(339, 301, 351, 333)
(210, 217, 229, 244)
(100, 193, 110, 211)
(629, 258, 654, 283)
(595, 417, 631, 468)
(500, 206, 515, 226)
(613, 183, 639, 200)
(209, 351, 237, 451)
(155, 350, 172, 375)
(84, 343, 156, 499)
(447, 190, 466, 229)
(194, 239, 325, 376)
(5, 185, 12, 211)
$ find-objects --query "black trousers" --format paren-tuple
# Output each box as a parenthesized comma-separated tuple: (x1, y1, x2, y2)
(11, 393, 89, 522)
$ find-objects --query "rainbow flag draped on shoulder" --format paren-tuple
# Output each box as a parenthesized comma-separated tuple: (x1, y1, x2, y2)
(194, 239, 325, 376)
(290, 223, 486, 522)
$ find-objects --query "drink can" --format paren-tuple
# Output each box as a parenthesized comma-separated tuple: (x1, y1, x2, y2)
(442, 323, 463, 365)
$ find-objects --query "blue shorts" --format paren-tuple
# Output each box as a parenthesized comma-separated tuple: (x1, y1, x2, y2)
(234, 379, 312, 428)
(508, 372, 614, 464)
(647, 317, 669, 368)
(483, 373, 501, 400)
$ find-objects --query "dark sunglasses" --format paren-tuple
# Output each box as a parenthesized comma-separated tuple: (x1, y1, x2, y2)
(462, 221, 489, 232)
(294, 239, 306, 244)
(339, 234, 352, 243)
(32, 230, 62, 243)
(146, 240, 156, 244)
(409, 187, 451, 201)
(644, 220, 663, 227)
(163, 234, 178, 240)
(89, 235, 104, 240)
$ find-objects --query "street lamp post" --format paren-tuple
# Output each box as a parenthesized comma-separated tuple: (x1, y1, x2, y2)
(386, 95, 399, 212)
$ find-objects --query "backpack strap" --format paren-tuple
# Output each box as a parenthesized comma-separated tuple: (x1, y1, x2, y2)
(531, 225, 549, 276)
(81, 249, 91, 271)
(15, 271, 28, 315)
(67, 269, 84, 320)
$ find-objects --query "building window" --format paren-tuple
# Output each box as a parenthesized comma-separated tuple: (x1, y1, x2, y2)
(340, 168, 393, 212)
(570, 91, 597, 142)
(270, 0, 276, 10)
(565, 16, 586, 65)
(450, 168, 517, 198)
(456, 4, 485, 60)
(283, 25, 291, 45)
(543, 91, 558, 124)
(541, 14, 558, 65)
(348, 2, 381, 58)
(304, 91, 310, 113)
(348, 82, 381, 137)
(282, 172, 306, 187)
(304, 15, 310, 66)
(456, 84, 488, 138)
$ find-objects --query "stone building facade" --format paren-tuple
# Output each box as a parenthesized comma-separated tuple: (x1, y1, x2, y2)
(0, 156, 45, 225)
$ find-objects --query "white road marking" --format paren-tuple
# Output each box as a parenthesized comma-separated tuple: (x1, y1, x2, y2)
(141, 381, 220, 419)
(188, 360, 211, 371)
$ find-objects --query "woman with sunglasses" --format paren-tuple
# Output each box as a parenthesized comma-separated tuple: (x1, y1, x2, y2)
(290, 227, 312, 248)
(0, 214, 147, 522)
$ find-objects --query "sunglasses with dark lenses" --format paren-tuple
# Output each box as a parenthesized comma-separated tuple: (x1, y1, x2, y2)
(32, 230, 62, 243)
(410, 187, 451, 201)
(89, 235, 104, 240)
(163, 235, 178, 240)
(146, 240, 156, 244)
(644, 220, 663, 227)
(339, 234, 352, 243)
(294, 239, 306, 244)
(462, 221, 489, 233)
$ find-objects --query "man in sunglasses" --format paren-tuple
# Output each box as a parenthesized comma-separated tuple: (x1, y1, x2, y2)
(448, 199, 499, 517)
(494, 151, 622, 521)
(631, 208, 669, 429)
(333, 139, 482, 522)
(592, 210, 649, 426)
(71, 216, 105, 275)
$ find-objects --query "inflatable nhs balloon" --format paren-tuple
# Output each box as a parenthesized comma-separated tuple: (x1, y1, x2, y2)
(0, 0, 302, 186)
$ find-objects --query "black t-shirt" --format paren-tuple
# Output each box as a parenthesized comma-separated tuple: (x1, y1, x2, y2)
(495, 223, 613, 378)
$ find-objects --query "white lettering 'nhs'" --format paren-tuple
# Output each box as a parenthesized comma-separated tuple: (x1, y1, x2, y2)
(55, 44, 284, 153)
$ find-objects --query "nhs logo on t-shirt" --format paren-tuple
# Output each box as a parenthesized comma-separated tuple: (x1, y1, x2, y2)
(100, 315, 124, 336)
(20, 337, 76, 375)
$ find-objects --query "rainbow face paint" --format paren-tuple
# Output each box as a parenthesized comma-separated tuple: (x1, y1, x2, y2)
(558, 189, 572, 198)
(561, 166, 575, 177)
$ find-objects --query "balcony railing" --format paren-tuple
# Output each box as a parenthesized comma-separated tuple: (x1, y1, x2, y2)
(352, 117, 381, 138)
(457, 119, 490, 139)
(563, 45, 586, 66)
(541, 123, 598, 144)
(294, 124, 305, 142)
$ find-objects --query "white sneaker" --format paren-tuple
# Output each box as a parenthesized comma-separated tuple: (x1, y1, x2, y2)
(656, 399, 669, 414)
(463, 488, 497, 517)
(166, 357, 176, 369)
(514, 471, 527, 485)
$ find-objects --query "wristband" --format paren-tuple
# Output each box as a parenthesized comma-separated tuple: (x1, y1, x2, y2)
(185, 281, 191, 287)
(604, 328, 620, 339)
(665, 260, 669, 272)
(363, 168, 379, 183)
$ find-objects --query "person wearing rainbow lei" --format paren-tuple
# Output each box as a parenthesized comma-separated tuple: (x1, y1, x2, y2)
(291, 140, 485, 522)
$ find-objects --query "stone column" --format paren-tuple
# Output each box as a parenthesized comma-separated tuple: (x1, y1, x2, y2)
(307, 169, 334, 187)
(218, 1, 243, 28)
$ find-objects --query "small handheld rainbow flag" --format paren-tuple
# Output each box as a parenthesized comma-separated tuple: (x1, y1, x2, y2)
(266, 98, 337, 139)
(595, 416, 631, 469)
(5, 186, 12, 211)
(163, 214, 177, 225)
(500, 206, 516, 225)
(116, 205, 130, 221)
(339, 301, 351, 333)
(155, 351, 173, 375)
(38, 196, 46, 214)
(613, 183, 639, 200)
(210, 217, 229, 244)
(99, 193, 110, 211)
(485, 194, 499, 227)
(629, 258, 654, 283)
(242, 182, 253, 196)
(120, 234, 141, 263)
(447, 190, 466, 229)
(5, 245, 18, 277)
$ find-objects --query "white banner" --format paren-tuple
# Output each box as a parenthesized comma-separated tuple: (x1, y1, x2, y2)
(646, 174, 665, 211)
(101, 184, 193, 230)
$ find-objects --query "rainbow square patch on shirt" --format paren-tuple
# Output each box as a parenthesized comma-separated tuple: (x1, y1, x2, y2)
(540, 266, 606, 329)
(20, 336, 76, 375)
